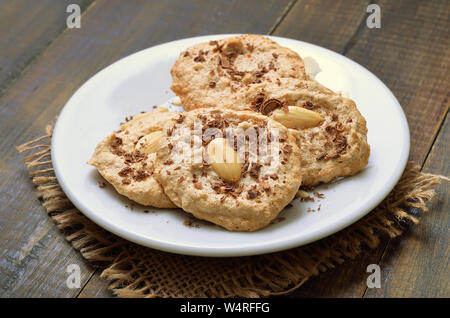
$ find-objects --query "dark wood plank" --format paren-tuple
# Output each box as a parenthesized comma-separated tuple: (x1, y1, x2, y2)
(288, 249, 385, 298)
(0, 225, 95, 297)
(364, 115, 449, 297)
(0, 0, 294, 297)
(348, 0, 450, 298)
(272, 0, 378, 298)
(0, 0, 93, 95)
(278, 0, 450, 297)
(3, 0, 447, 298)
(273, 0, 371, 52)
(344, 0, 450, 164)
(77, 270, 114, 298)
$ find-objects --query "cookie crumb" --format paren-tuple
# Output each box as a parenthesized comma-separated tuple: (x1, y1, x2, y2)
(183, 220, 200, 228)
(97, 181, 107, 188)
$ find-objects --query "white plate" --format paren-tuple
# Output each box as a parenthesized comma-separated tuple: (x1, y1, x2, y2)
(52, 34, 409, 257)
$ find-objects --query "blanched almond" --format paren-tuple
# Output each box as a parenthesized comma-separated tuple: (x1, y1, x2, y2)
(120, 113, 148, 131)
(207, 138, 243, 183)
(121, 109, 169, 130)
(296, 190, 309, 198)
(271, 106, 324, 129)
(135, 130, 163, 154)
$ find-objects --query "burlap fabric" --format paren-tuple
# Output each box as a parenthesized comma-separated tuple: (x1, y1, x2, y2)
(17, 124, 446, 298)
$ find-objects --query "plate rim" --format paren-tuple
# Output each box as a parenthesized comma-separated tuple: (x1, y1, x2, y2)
(51, 34, 410, 257)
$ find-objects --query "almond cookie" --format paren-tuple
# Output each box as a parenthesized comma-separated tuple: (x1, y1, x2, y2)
(171, 35, 369, 185)
(154, 108, 302, 231)
(88, 109, 176, 208)
(248, 79, 370, 186)
(171, 34, 307, 110)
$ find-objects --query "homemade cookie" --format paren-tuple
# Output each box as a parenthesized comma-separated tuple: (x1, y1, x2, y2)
(249, 79, 370, 186)
(171, 34, 369, 185)
(171, 34, 307, 110)
(88, 109, 176, 208)
(154, 108, 303, 231)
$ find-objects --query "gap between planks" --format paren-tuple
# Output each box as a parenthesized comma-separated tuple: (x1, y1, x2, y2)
(0, 0, 97, 99)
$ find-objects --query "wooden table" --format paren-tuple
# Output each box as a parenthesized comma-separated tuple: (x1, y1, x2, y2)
(0, 0, 448, 298)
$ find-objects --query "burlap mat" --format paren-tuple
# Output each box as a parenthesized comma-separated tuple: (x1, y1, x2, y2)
(17, 124, 447, 298)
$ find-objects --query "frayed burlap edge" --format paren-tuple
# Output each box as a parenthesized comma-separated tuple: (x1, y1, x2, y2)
(17, 124, 448, 298)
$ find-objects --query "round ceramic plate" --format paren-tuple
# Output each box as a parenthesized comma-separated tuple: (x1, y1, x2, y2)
(52, 34, 409, 257)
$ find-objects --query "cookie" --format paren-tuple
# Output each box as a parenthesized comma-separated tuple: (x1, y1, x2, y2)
(171, 34, 369, 186)
(171, 34, 307, 110)
(154, 108, 303, 231)
(249, 79, 370, 186)
(88, 109, 176, 208)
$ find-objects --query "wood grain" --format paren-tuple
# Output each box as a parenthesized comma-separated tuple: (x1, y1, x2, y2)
(0, 0, 93, 95)
(364, 115, 449, 297)
(0, 0, 294, 297)
(272, 0, 378, 298)
(278, 0, 450, 297)
(273, 0, 371, 52)
(77, 270, 113, 298)
(1, 0, 448, 298)
(344, 0, 450, 163)
(346, 0, 450, 298)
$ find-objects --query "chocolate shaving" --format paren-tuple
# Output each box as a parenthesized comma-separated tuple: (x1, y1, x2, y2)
(249, 162, 262, 179)
(193, 50, 207, 62)
(124, 150, 147, 164)
(282, 144, 293, 154)
(260, 181, 271, 192)
(133, 170, 149, 181)
(175, 114, 185, 124)
(194, 55, 205, 62)
(313, 192, 325, 199)
(97, 181, 107, 188)
(212, 43, 224, 53)
(118, 167, 133, 177)
(260, 99, 282, 115)
(112, 148, 125, 156)
(247, 187, 259, 200)
(111, 136, 123, 147)
(250, 92, 265, 111)
(194, 182, 202, 190)
(219, 55, 232, 68)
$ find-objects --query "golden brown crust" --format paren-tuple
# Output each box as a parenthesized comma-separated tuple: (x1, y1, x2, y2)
(171, 34, 307, 110)
(88, 111, 177, 208)
(170, 35, 369, 186)
(154, 108, 303, 231)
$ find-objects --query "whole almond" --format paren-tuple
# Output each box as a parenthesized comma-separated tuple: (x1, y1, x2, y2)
(206, 138, 243, 183)
(271, 106, 324, 129)
(135, 130, 163, 154)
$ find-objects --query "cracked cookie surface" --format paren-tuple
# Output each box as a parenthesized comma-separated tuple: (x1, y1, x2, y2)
(171, 34, 307, 111)
(171, 34, 369, 186)
(88, 110, 176, 208)
(154, 108, 302, 231)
